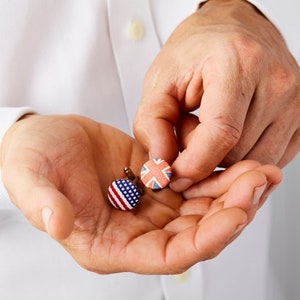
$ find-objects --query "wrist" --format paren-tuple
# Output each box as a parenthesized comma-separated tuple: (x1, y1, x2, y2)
(195, 0, 283, 41)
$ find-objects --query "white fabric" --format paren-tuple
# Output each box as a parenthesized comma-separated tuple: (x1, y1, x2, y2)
(0, 0, 299, 299)
(0, 107, 36, 144)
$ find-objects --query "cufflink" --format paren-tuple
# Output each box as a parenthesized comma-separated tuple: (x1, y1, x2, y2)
(140, 158, 172, 190)
(107, 167, 143, 211)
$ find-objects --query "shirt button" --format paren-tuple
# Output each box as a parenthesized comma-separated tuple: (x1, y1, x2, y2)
(174, 270, 190, 283)
(127, 19, 144, 41)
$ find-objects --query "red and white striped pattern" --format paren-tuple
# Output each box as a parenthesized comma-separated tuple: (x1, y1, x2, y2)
(107, 179, 140, 211)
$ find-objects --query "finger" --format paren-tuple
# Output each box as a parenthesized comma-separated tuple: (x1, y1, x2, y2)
(253, 164, 282, 208)
(220, 98, 273, 166)
(184, 164, 281, 221)
(175, 113, 200, 151)
(244, 119, 294, 165)
(223, 170, 268, 220)
(182, 166, 278, 242)
(190, 207, 247, 261)
(179, 197, 213, 216)
(195, 169, 267, 224)
(277, 128, 300, 167)
(163, 215, 203, 233)
(183, 160, 261, 200)
(30, 186, 75, 240)
(2, 166, 74, 240)
(223, 164, 281, 219)
(133, 93, 180, 163)
(254, 164, 282, 187)
(170, 61, 255, 191)
(124, 208, 247, 274)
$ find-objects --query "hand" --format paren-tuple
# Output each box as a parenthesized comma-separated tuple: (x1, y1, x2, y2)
(134, 0, 300, 192)
(0, 114, 281, 274)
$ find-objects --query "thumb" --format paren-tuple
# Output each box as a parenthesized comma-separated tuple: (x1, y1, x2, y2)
(170, 120, 241, 191)
(33, 187, 75, 240)
(134, 93, 180, 163)
(2, 168, 74, 240)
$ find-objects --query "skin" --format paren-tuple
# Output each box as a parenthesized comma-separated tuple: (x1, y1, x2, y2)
(0, 115, 281, 274)
(133, 0, 300, 192)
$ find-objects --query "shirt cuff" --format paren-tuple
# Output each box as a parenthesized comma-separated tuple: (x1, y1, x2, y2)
(197, 0, 206, 9)
(0, 107, 36, 145)
(248, 0, 279, 24)
(196, 0, 278, 27)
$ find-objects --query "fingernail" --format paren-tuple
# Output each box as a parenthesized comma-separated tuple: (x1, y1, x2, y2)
(228, 224, 246, 241)
(170, 178, 194, 192)
(253, 183, 267, 205)
(233, 224, 246, 236)
(42, 207, 53, 233)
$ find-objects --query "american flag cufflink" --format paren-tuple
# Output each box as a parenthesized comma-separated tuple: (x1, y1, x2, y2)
(107, 167, 143, 211)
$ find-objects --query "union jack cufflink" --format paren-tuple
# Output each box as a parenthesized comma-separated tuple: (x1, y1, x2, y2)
(107, 158, 172, 211)
(140, 158, 172, 190)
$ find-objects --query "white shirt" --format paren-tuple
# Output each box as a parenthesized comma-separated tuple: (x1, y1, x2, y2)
(0, 1, 299, 299)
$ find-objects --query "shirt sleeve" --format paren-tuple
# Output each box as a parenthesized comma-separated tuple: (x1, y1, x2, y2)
(244, 0, 279, 26)
(197, 0, 279, 28)
(0, 107, 37, 208)
(0, 107, 36, 144)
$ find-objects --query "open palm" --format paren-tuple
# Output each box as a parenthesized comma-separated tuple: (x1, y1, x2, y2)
(0, 115, 281, 274)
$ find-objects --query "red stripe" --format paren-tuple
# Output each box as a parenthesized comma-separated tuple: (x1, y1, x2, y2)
(109, 182, 131, 210)
(108, 188, 121, 209)
(141, 162, 171, 188)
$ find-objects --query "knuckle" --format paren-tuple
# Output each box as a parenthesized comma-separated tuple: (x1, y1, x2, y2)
(233, 32, 262, 55)
(209, 117, 241, 149)
(132, 115, 141, 134)
(231, 32, 265, 68)
(133, 104, 149, 134)
(273, 67, 298, 96)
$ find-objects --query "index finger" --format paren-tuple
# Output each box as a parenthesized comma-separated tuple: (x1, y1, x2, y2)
(170, 63, 254, 191)
(133, 92, 181, 164)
